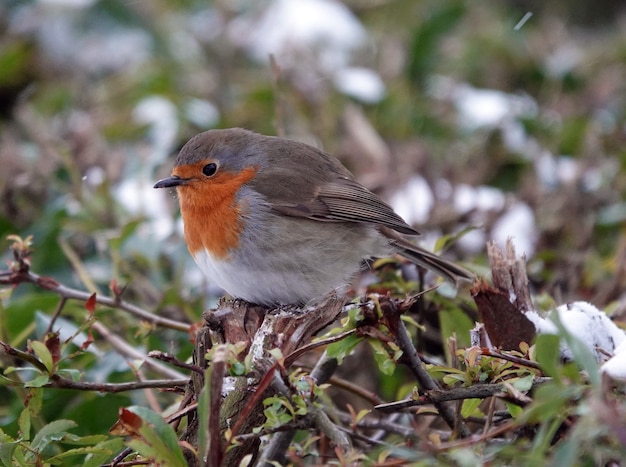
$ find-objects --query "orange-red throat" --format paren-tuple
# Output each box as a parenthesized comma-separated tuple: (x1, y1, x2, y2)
(172, 162, 257, 259)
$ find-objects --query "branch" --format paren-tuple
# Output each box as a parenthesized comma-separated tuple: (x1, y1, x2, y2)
(375, 378, 548, 411)
(47, 375, 188, 393)
(1, 268, 190, 333)
(380, 297, 471, 437)
(148, 351, 205, 374)
(91, 321, 186, 380)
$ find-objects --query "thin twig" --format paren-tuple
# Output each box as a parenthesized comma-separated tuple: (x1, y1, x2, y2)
(91, 321, 186, 379)
(481, 348, 541, 370)
(334, 410, 415, 439)
(381, 298, 471, 437)
(46, 374, 188, 392)
(45, 296, 68, 336)
(148, 351, 205, 374)
(1, 268, 190, 332)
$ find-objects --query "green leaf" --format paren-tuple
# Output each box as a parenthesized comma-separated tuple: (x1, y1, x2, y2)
(79, 438, 127, 467)
(369, 339, 396, 376)
(30, 419, 77, 452)
(197, 369, 211, 467)
(433, 225, 478, 252)
(534, 334, 561, 380)
(325, 334, 363, 364)
(0, 434, 18, 467)
(438, 307, 474, 362)
(125, 406, 186, 466)
(460, 398, 483, 418)
(18, 408, 31, 442)
(24, 374, 50, 388)
(510, 374, 535, 392)
(29, 340, 53, 373)
(504, 401, 524, 418)
(407, 2, 466, 86)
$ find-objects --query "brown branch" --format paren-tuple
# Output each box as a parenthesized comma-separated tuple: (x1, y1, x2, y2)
(147, 351, 205, 374)
(0, 340, 48, 373)
(46, 374, 188, 393)
(91, 321, 186, 380)
(375, 378, 548, 412)
(325, 374, 386, 406)
(45, 296, 68, 336)
(334, 410, 416, 439)
(480, 348, 541, 370)
(1, 268, 190, 333)
(380, 297, 470, 437)
(206, 345, 228, 467)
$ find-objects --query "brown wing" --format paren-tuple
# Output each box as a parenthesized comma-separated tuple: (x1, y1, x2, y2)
(271, 176, 419, 236)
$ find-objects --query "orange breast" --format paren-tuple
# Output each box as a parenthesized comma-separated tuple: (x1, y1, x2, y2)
(173, 164, 257, 259)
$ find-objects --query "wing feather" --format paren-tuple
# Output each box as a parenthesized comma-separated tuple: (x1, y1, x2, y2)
(271, 177, 419, 236)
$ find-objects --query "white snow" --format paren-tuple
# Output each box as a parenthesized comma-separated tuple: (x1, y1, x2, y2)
(529, 302, 626, 365)
(389, 176, 434, 226)
(333, 67, 386, 104)
(491, 202, 537, 257)
(229, 0, 367, 71)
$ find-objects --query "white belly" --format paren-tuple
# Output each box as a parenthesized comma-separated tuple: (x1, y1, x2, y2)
(192, 248, 339, 305)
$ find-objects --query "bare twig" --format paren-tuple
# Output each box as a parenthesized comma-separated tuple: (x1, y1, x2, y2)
(380, 297, 471, 437)
(91, 321, 186, 379)
(46, 375, 188, 393)
(148, 351, 205, 374)
(480, 348, 541, 370)
(45, 296, 68, 336)
(376, 378, 548, 412)
(334, 410, 416, 439)
(1, 268, 190, 333)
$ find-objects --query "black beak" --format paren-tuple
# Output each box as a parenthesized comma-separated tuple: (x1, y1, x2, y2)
(154, 175, 186, 189)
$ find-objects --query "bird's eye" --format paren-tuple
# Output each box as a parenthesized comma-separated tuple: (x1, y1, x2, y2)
(202, 162, 218, 177)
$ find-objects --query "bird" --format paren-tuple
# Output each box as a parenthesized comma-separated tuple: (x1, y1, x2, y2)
(154, 128, 472, 305)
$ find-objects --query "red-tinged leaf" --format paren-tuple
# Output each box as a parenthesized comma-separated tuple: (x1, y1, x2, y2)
(85, 293, 97, 314)
(109, 279, 126, 298)
(44, 333, 61, 365)
(81, 331, 95, 351)
(36, 276, 59, 290)
(109, 408, 143, 436)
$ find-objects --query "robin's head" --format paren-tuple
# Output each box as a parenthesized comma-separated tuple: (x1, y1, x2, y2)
(153, 128, 266, 192)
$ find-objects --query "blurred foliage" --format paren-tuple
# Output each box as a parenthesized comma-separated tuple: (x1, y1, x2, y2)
(1, 0, 626, 465)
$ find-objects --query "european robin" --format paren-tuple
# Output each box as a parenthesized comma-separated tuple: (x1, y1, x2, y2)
(154, 128, 471, 305)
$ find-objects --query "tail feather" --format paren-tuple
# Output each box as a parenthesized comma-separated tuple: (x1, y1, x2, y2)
(380, 227, 473, 285)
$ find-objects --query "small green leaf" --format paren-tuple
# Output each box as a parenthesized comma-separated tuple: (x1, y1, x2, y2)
(230, 361, 246, 376)
(30, 419, 77, 452)
(18, 407, 31, 442)
(369, 340, 396, 376)
(29, 340, 54, 372)
(326, 334, 363, 364)
(460, 398, 483, 418)
(534, 334, 561, 379)
(24, 374, 50, 388)
(510, 374, 535, 392)
(504, 401, 523, 418)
